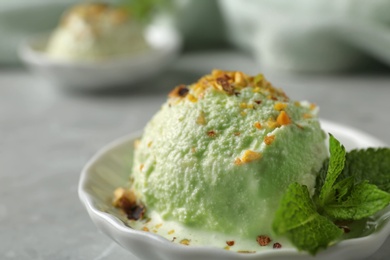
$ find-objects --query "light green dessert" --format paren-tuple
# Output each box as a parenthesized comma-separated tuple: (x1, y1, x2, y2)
(131, 70, 328, 240)
(46, 3, 147, 61)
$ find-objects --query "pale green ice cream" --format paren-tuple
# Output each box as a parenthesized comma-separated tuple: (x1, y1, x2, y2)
(131, 70, 327, 239)
(46, 3, 147, 61)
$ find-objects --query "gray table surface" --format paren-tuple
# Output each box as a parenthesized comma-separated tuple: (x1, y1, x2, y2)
(1, 51, 390, 259)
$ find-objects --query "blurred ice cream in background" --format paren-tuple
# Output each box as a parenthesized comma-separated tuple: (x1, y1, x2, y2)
(46, 3, 147, 61)
(1, 0, 390, 73)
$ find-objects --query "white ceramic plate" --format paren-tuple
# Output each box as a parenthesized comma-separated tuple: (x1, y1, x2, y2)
(18, 24, 181, 91)
(78, 120, 389, 260)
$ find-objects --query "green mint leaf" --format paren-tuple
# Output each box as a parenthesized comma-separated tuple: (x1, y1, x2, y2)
(315, 175, 354, 210)
(280, 134, 390, 255)
(273, 183, 343, 255)
(339, 148, 390, 193)
(315, 158, 328, 197)
(332, 176, 354, 202)
(323, 181, 390, 220)
(319, 134, 346, 204)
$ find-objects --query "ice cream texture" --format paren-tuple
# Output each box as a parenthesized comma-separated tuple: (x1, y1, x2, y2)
(46, 3, 147, 61)
(131, 70, 328, 239)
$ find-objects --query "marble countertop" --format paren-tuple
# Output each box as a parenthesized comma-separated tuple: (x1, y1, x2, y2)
(1, 51, 390, 259)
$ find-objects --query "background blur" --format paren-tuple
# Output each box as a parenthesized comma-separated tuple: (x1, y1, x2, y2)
(2, 0, 390, 71)
(1, 1, 390, 260)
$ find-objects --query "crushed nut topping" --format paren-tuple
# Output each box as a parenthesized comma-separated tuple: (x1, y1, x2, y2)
(237, 250, 256, 254)
(216, 76, 234, 95)
(273, 242, 282, 249)
(139, 164, 144, 171)
(247, 104, 254, 109)
(196, 111, 207, 125)
(187, 94, 197, 103)
(235, 150, 262, 165)
(254, 100, 262, 105)
(168, 229, 175, 235)
(226, 240, 235, 246)
(267, 118, 279, 129)
(113, 188, 136, 207)
(112, 188, 145, 220)
(179, 239, 191, 246)
(207, 130, 217, 137)
(257, 235, 271, 246)
(169, 85, 189, 98)
(173, 70, 290, 101)
(234, 71, 247, 87)
(142, 226, 149, 232)
(242, 150, 262, 163)
(252, 87, 261, 93)
(254, 73, 264, 85)
(62, 3, 130, 28)
(264, 135, 275, 145)
(127, 205, 145, 220)
(303, 113, 313, 119)
(335, 221, 352, 233)
(339, 226, 351, 233)
(254, 122, 262, 130)
(234, 158, 243, 165)
(274, 102, 287, 111)
(240, 103, 247, 109)
(276, 111, 291, 126)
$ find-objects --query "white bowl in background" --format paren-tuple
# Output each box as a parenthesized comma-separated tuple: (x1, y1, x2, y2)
(78, 120, 390, 260)
(18, 24, 181, 91)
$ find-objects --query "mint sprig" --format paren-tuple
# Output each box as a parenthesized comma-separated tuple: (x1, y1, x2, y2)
(341, 148, 390, 193)
(323, 181, 390, 220)
(273, 134, 390, 255)
(272, 183, 343, 255)
(318, 134, 346, 206)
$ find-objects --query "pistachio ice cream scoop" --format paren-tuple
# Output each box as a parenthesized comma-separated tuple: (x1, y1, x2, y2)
(46, 3, 147, 61)
(130, 70, 327, 239)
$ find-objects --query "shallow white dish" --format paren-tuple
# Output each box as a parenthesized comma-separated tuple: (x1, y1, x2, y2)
(18, 24, 181, 91)
(79, 120, 389, 260)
